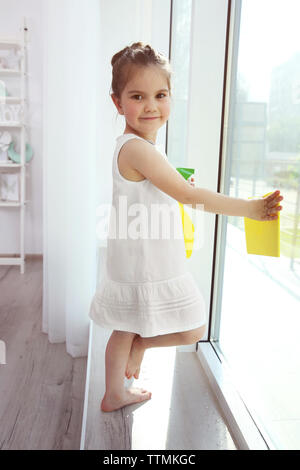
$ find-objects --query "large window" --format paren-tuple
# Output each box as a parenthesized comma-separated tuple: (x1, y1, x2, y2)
(212, 0, 300, 449)
(167, 0, 193, 167)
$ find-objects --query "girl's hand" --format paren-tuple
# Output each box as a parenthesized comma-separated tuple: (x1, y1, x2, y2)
(248, 190, 283, 221)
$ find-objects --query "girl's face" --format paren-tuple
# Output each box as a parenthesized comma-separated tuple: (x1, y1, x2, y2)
(112, 65, 171, 143)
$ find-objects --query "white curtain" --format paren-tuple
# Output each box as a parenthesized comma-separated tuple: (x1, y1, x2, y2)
(42, 0, 172, 358)
(42, 0, 101, 357)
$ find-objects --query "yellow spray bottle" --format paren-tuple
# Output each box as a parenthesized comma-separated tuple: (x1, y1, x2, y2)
(176, 167, 195, 258)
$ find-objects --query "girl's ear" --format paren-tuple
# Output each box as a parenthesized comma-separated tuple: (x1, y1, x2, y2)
(111, 93, 124, 115)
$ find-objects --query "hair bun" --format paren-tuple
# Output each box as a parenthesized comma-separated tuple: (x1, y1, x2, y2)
(130, 41, 144, 49)
(110, 42, 171, 98)
(111, 42, 156, 66)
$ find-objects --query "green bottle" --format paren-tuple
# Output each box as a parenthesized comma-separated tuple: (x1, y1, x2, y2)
(176, 167, 195, 181)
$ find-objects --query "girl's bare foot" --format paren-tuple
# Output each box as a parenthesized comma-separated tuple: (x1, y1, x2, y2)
(101, 387, 152, 412)
(125, 336, 145, 379)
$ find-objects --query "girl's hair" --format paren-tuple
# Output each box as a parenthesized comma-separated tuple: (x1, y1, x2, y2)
(110, 42, 172, 99)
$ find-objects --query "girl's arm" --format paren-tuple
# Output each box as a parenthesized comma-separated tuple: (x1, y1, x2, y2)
(121, 138, 283, 222)
(187, 187, 283, 221)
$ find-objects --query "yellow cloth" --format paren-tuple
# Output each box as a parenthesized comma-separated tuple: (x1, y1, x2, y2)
(244, 192, 280, 257)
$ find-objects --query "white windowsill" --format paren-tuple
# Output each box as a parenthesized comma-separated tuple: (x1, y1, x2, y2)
(80, 322, 237, 450)
(196, 342, 273, 450)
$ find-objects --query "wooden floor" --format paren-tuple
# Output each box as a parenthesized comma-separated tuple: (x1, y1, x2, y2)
(82, 322, 237, 450)
(0, 257, 87, 450)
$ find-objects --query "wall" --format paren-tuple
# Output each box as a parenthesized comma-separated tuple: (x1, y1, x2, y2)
(0, 0, 43, 254)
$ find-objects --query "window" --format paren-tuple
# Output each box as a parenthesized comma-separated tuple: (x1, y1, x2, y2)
(211, 0, 300, 449)
(168, 0, 193, 167)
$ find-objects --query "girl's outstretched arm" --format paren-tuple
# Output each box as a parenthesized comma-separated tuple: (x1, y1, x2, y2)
(120, 138, 283, 222)
(187, 187, 283, 221)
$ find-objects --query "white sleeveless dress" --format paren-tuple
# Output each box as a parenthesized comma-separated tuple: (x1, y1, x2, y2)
(89, 133, 206, 337)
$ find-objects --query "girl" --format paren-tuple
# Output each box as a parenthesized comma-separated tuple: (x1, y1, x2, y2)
(89, 42, 283, 413)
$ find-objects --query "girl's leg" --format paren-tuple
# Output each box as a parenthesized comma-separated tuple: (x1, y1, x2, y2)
(101, 330, 152, 412)
(125, 325, 206, 379)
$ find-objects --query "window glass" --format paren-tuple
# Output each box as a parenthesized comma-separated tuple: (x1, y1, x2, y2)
(214, 0, 300, 449)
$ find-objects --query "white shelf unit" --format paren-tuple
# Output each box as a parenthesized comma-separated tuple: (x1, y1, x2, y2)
(0, 69, 21, 76)
(0, 18, 29, 274)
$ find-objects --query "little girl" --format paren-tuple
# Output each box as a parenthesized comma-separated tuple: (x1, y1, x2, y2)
(89, 42, 283, 413)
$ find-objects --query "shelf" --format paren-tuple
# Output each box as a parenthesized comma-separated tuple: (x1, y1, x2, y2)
(0, 97, 23, 103)
(0, 163, 27, 168)
(0, 68, 21, 76)
(0, 200, 29, 206)
(0, 257, 23, 266)
(0, 201, 22, 207)
(0, 22, 28, 275)
(0, 39, 22, 50)
(0, 122, 25, 127)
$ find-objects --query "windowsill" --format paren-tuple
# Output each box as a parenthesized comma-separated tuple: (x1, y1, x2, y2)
(80, 321, 237, 450)
(196, 342, 272, 450)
